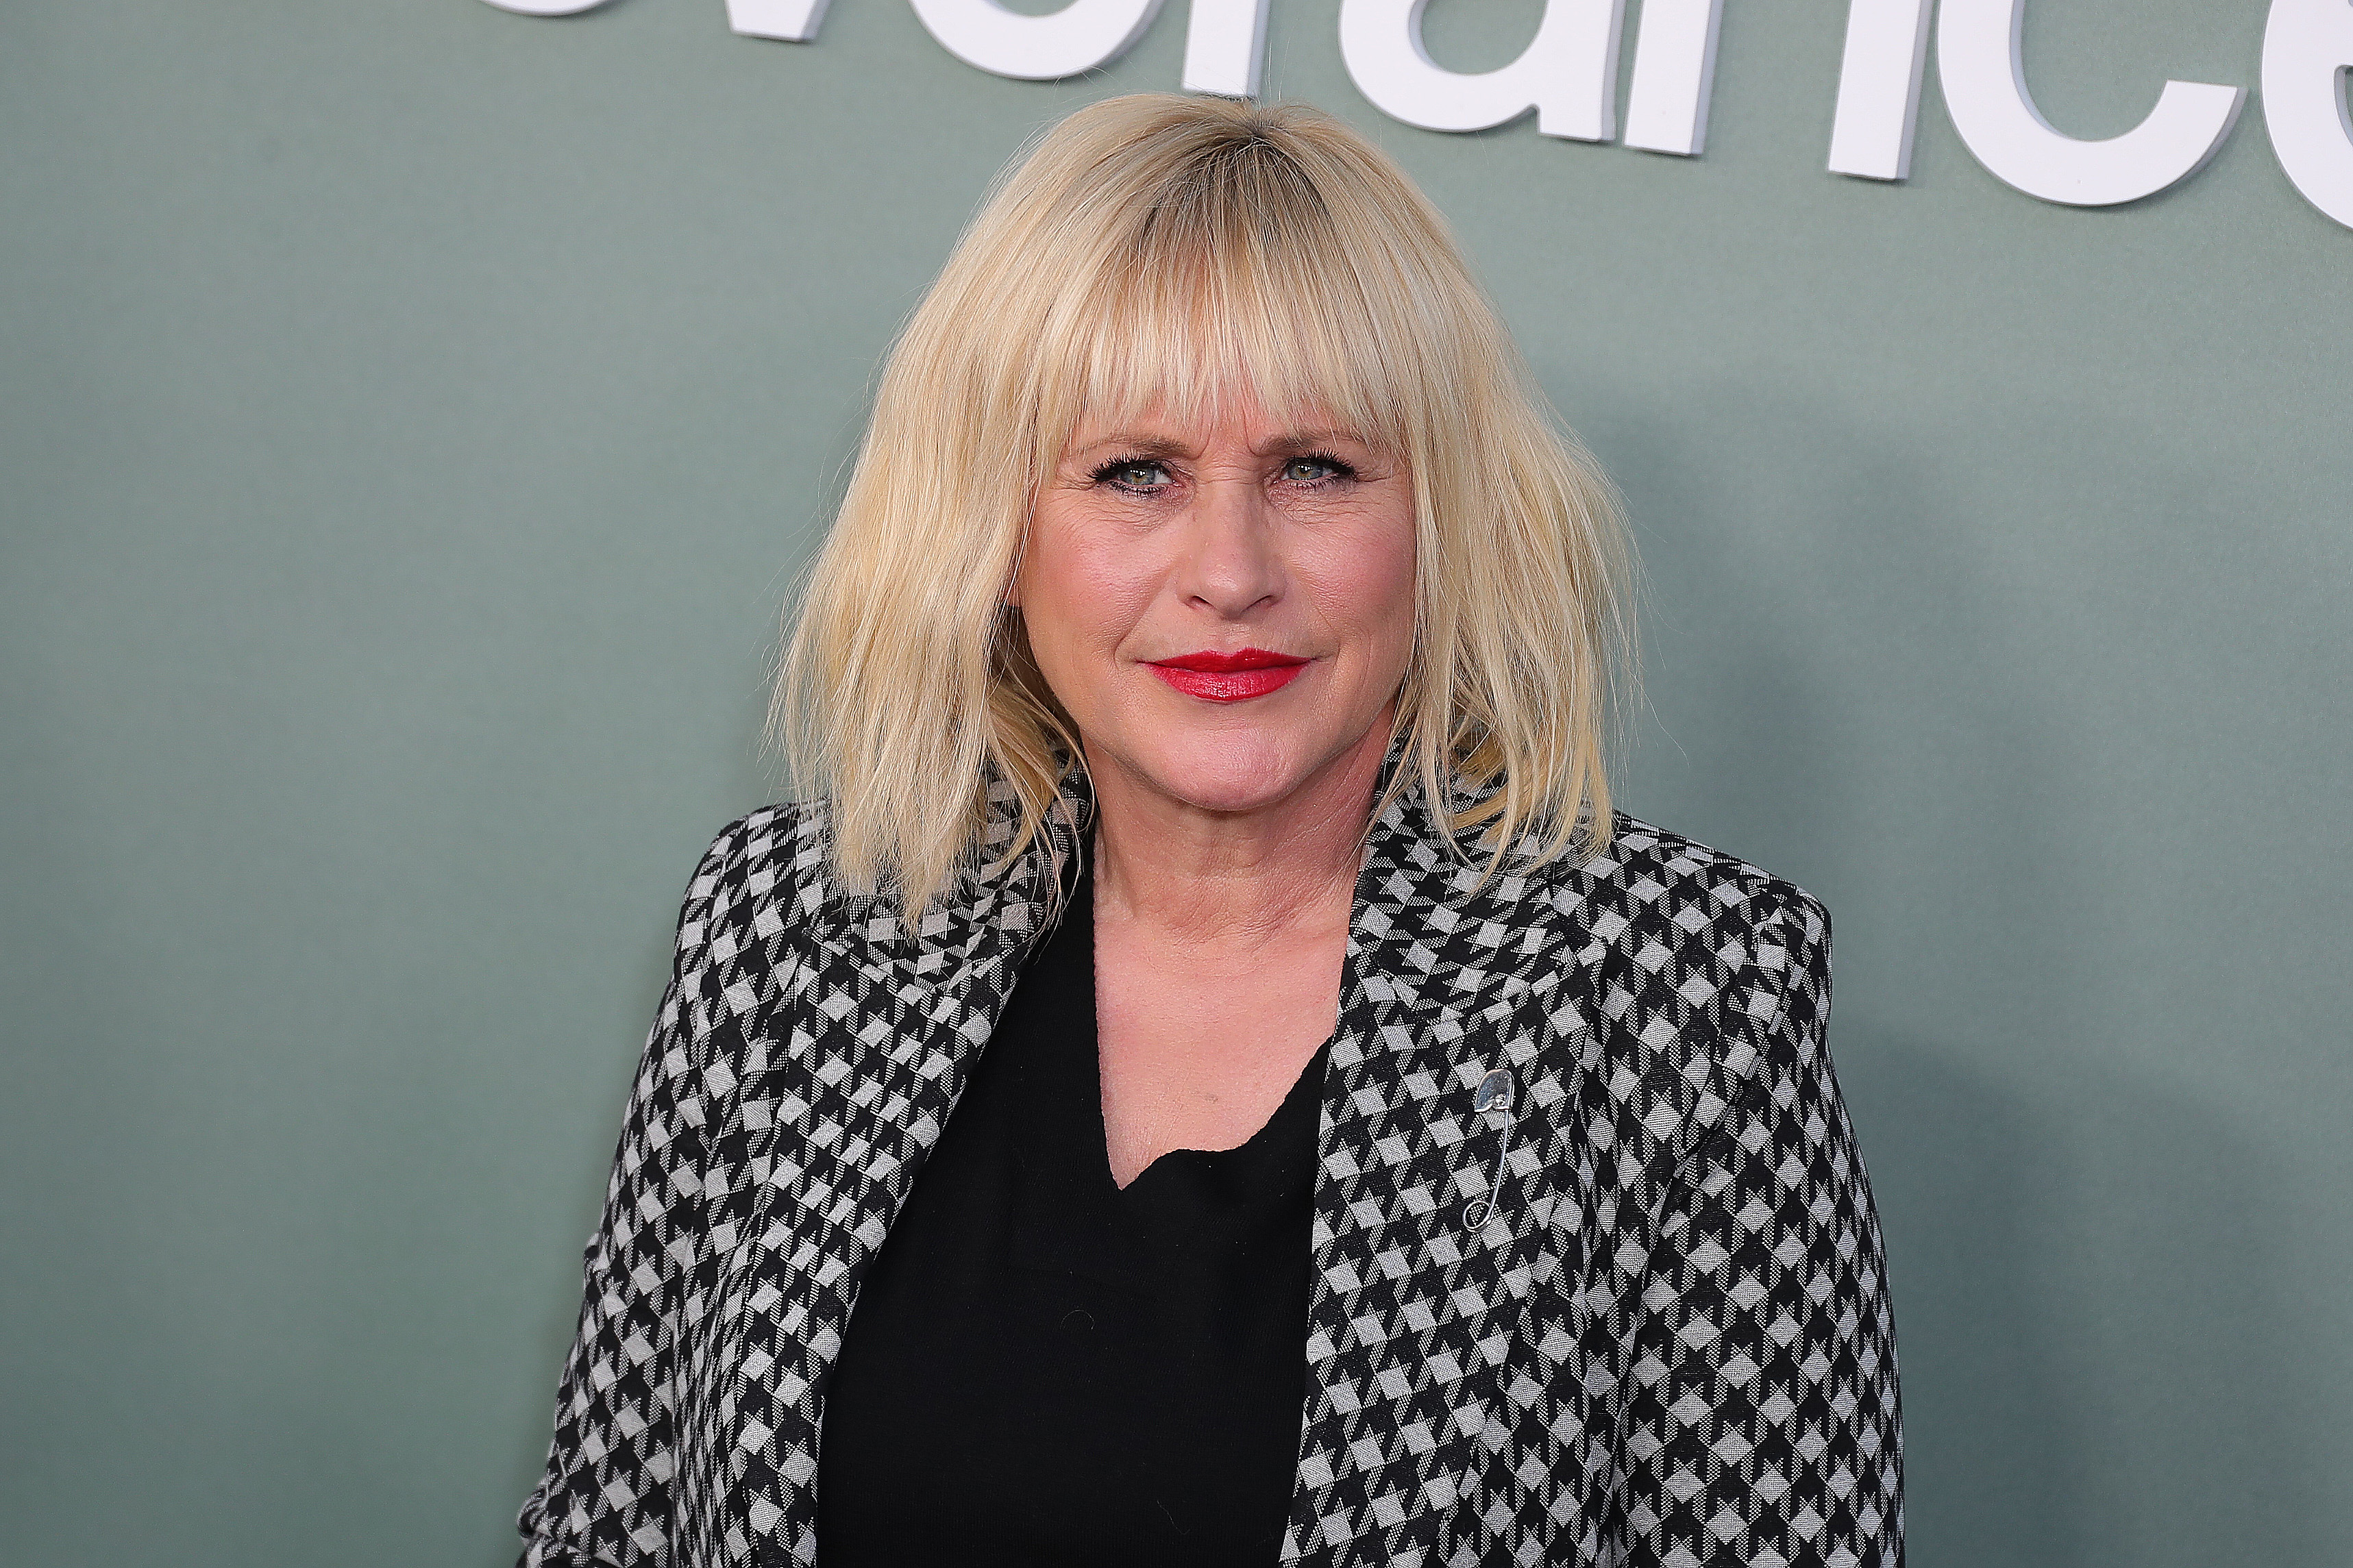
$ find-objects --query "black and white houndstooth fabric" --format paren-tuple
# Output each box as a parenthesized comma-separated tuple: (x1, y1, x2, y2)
(518, 773, 1901, 1567)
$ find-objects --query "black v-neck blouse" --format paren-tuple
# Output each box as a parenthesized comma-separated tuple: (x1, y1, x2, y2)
(816, 872, 1329, 1566)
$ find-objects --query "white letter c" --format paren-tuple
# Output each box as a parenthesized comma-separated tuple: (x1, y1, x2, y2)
(1938, 0, 2244, 206)
(2264, 0, 2353, 227)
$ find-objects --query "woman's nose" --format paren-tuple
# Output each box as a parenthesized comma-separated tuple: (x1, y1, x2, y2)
(1175, 477, 1283, 617)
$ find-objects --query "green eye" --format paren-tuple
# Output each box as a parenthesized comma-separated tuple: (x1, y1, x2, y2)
(1283, 455, 1354, 484)
(1096, 460, 1171, 490)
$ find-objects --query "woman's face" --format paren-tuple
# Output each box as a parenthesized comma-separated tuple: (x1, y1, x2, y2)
(1011, 393, 1417, 819)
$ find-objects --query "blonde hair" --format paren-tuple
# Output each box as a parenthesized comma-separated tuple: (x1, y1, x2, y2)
(778, 93, 1630, 913)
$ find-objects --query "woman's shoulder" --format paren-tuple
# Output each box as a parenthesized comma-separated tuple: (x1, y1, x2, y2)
(1584, 812, 1827, 949)
(1505, 809, 1831, 1005)
(1507, 814, 1835, 1178)
(669, 799, 838, 956)
(688, 798, 829, 888)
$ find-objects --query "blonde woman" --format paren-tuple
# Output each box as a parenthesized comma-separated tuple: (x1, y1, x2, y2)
(518, 95, 1900, 1568)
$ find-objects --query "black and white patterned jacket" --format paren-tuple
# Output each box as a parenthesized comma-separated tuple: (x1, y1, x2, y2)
(519, 773, 1901, 1568)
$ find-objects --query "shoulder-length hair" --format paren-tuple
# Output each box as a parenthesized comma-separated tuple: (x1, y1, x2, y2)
(778, 93, 1630, 914)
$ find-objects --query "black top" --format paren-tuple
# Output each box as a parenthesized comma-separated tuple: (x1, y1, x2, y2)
(816, 869, 1329, 1567)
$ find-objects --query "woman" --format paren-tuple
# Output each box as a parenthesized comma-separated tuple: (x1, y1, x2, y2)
(518, 95, 1900, 1568)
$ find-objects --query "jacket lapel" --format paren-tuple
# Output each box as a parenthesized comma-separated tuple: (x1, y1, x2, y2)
(1283, 788, 1601, 1567)
(717, 781, 1083, 1565)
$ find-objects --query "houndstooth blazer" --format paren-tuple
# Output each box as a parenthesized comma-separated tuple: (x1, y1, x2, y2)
(518, 772, 1901, 1567)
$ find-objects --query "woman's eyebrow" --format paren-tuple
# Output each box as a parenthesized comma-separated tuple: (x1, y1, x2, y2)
(1066, 434, 1192, 462)
(1261, 428, 1365, 455)
(1061, 428, 1368, 463)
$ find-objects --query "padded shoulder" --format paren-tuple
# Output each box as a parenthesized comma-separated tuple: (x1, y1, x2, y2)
(1536, 813, 1832, 1193)
(652, 801, 846, 1062)
(673, 799, 835, 964)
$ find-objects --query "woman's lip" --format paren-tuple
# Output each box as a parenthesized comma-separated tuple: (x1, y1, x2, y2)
(1148, 647, 1309, 673)
(1146, 660, 1309, 703)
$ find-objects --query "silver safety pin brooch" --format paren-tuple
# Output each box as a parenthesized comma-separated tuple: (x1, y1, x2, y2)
(1463, 1065, 1519, 1229)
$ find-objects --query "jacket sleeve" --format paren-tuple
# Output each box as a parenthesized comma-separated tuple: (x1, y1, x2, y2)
(517, 834, 735, 1568)
(1615, 891, 1904, 1567)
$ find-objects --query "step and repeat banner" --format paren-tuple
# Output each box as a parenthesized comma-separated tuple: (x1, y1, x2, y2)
(3, 3, 2348, 1565)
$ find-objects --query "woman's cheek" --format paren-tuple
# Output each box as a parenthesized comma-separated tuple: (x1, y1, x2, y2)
(1069, 541, 1169, 654)
(1309, 534, 1414, 640)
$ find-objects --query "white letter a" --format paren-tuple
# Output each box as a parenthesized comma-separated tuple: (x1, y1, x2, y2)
(1339, 0, 1628, 142)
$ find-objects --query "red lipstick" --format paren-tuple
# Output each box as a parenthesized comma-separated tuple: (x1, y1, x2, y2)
(1144, 647, 1309, 703)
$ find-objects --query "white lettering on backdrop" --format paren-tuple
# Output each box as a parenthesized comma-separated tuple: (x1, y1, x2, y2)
(2264, 0, 2353, 225)
(1623, 0, 1727, 157)
(727, 0, 830, 42)
(1827, 0, 1935, 181)
(911, 0, 1163, 82)
(1182, 0, 1272, 99)
(477, 0, 2353, 232)
(482, 0, 615, 14)
(1936, 0, 2243, 206)
(1336, 0, 1624, 142)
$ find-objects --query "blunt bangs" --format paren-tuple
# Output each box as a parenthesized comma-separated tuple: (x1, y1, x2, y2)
(1040, 160, 1422, 473)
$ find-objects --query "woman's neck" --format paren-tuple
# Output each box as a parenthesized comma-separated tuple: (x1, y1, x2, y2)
(1084, 718, 1390, 945)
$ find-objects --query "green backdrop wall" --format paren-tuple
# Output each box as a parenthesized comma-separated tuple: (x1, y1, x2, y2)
(4, 1, 2348, 1563)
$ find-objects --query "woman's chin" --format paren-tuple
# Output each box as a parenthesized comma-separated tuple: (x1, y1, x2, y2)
(1114, 732, 1353, 819)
